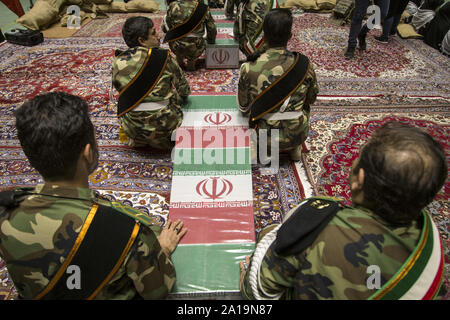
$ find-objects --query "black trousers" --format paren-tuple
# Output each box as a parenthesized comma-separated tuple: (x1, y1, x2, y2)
(347, 0, 390, 48)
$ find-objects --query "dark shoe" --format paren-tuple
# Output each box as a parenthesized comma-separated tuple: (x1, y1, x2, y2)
(186, 60, 197, 71)
(374, 35, 389, 43)
(344, 46, 355, 59)
(176, 56, 186, 70)
(289, 145, 303, 161)
(357, 34, 366, 50)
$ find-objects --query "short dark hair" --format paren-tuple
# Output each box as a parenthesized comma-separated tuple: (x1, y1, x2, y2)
(355, 122, 447, 226)
(14, 92, 97, 181)
(122, 16, 154, 48)
(263, 8, 293, 48)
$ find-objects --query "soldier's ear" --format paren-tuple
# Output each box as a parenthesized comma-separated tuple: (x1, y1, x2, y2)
(352, 168, 365, 191)
(350, 167, 365, 205)
(82, 144, 92, 163)
(82, 143, 98, 175)
(82, 144, 95, 167)
(138, 36, 146, 47)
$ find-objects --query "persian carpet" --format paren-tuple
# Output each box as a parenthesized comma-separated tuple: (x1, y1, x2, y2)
(289, 13, 450, 103)
(0, 9, 448, 299)
(71, 11, 450, 106)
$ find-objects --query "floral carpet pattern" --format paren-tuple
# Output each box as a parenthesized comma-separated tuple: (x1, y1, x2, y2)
(289, 13, 450, 102)
(252, 158, 307, 235)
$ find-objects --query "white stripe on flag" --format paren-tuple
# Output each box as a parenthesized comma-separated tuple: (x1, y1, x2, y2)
(213, 14, 228, 20)
(218, 27, 233, 34)
(400, 217, 443, 299)
(170, 175, 253, 203)
(181, 111, 248, 127)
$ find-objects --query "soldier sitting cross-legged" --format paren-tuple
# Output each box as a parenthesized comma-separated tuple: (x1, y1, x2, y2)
(239, 122, 447, 300)
(162, 0, 217, 71)
(233, 0, 279, 57)
(112, 16, 191, 150)
(0, 92, 187, 299)
(237, 8, 319, 161)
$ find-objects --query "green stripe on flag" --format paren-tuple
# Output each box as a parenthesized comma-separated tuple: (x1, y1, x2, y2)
(185, 95, 237, 111)
(173, 148, 251, 174)
(171, 243, 255, 293)
(216, 23, 233, 28)
(211, 11, 225, 16)
(214, 39, 239, 45)
(379, 214, 435, 300)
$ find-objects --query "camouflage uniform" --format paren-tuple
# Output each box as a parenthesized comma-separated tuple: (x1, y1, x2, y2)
(241, 198, 423, 300)
(233, 0, 275, 56)
(0, 184, 175, 300)
(208, 0, 225, 8)
(163, 0, 217, 67)
(112, 46, 190, 149)
(225, 0, 240, 19)
(238, 47, 318, 152)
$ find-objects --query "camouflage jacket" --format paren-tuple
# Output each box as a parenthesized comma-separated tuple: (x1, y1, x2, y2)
(241, 199, 423, 300)
(112, 46, 190, 105)
(112, 46, 190, 148)
(163, 0, 217, 44)
(0, 184, 176, 300)
(225, 0, 240, 19)
(238, 47, 318, 150)
(233, 0, 274, 54)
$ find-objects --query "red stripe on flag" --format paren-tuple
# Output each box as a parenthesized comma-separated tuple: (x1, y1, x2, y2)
(217, 33, 234, 39)
(422, 241, 444, 300)
(170, 206, 255, 244)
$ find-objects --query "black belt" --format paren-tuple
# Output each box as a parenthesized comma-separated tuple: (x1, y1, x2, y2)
(117, 48, 170, 117)
(34, 204, 140, 300)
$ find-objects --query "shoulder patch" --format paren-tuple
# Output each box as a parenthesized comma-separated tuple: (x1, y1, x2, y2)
(309, 199, 332, 210)
(0, 188, 33, 209)
(274, 198, 341, 256)
(109, 201, 154, 226)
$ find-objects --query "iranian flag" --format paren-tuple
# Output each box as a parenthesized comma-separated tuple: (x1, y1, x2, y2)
(169, 95, 255, 295)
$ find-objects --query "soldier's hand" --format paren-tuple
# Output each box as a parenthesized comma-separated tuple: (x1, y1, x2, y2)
(158, 219, 187, 257)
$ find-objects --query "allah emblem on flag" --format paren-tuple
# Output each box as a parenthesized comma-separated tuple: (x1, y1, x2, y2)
(195, 177, 233, 200)
(203, 112, 232, 125)
(212, 49, 230, 65)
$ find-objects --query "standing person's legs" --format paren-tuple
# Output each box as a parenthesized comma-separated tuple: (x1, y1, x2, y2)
(360, 0, 390, 44)
(382, 16, 394, 38)
(377, 0, 390, 21)
(390, 14, 402, 34)
(382, 14, 402, 40)
(345, 0, 371, 57)
(375, 0, 391, 42)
